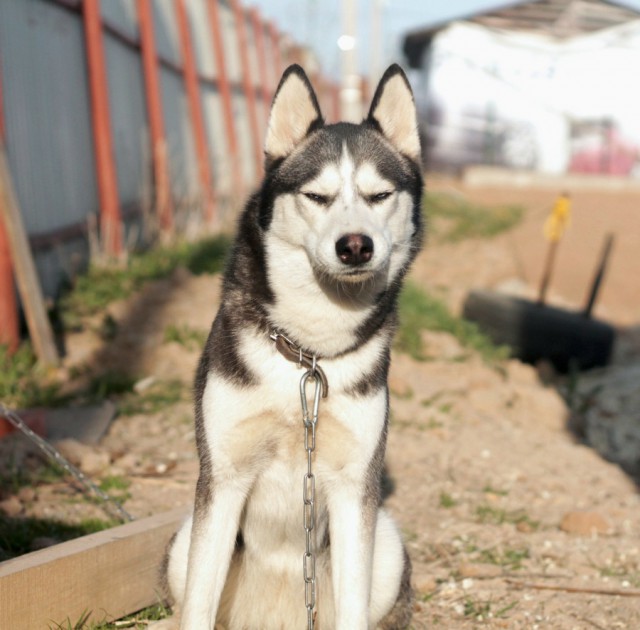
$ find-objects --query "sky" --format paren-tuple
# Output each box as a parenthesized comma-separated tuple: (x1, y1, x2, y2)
(249, 0, 640, 79)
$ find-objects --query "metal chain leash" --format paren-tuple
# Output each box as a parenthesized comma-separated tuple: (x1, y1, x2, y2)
(0, 402, 134, 523)
(271, 330, 328, 630)
(300, 364, 322, 630)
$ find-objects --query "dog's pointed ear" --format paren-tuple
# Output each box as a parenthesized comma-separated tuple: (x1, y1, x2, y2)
(367, 64, 421, 163)
(265, 65, 323, 163)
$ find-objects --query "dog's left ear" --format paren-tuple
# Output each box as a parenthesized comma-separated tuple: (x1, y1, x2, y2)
(367, 64, 421, 164)
(265, 65, 323, 164)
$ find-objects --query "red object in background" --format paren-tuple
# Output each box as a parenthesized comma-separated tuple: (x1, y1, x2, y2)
(0, 408, 46, 440)
(82, 0, 123, 257)
(0, 53, 20, 353)
(137, 0, 174, 234)
(569, 128, 640, 176)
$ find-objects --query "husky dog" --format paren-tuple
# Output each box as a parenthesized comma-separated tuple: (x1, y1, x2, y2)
(159, 64, 424, 630)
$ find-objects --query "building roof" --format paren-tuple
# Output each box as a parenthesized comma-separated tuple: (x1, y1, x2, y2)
(403, 0, 640, 68)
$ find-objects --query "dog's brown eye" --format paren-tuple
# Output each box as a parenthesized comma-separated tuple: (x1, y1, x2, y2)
(303, 192, 329, 205)
(368, 191, 393, 204)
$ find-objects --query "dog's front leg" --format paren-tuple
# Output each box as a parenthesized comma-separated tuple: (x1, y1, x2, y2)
(328, 483, 376, 630)
(179, 479, 246, 630)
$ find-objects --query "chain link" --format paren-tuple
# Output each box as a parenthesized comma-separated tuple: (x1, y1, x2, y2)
(300, 366, 322, 630)
(0, 402, 134, 523)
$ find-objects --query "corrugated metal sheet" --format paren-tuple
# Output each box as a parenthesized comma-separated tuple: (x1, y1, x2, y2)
(188, 0, 216, 78)
(159, 68, 200, 205)
(232, 93, 256, 186)
(152, 0, 181, 66)
(101, 0, 138, 41)
(0, 0, 98, 239)
(220, 1, 241, 82)
(104, 33, 148, 206)
(0, 0, 299, 302)
(201, 87, 232, 194)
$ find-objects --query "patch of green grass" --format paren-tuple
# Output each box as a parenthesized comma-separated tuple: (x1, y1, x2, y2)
(478, 546, 530, 570)
(439, 492, 457, 508)
(0, 514, 117, 560)
(475, 504, 539, 530)
(61, 234, 231, 324)
(424, 192, 524, 243)
(86, 371, 137, 400)
(117, 379, 187, 416)
(0, 458, 67, 496)
(396, 282, 510, 363)
(51, 603, 171, 629)
(0, 343, 66, 408)
(98, 475, 132, 504)
(164, 323, 208, 351)
(482, 484, 509, 496)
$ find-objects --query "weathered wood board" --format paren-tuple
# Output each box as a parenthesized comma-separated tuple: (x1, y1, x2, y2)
(0, 507, 188, 628)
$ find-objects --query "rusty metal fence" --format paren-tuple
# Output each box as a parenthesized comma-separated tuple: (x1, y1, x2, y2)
(0, 0, 340, 351)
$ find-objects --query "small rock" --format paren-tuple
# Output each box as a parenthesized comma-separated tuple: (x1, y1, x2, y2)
(17, 486, 37, 503)
(560, 511, 612, 536)
(414, 575, 437, 594)
(388, 375, 412, 399)
(79, 450, 111, 475)
(134, 376, 156, 393)
(0, 495, 23, 517)
(516, 520, 534, 533)
(54, 438, 90, 466)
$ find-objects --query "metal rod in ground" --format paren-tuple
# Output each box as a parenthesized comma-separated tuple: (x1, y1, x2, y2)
(583, 232, 615, 318)
(537, 240, 559, 305)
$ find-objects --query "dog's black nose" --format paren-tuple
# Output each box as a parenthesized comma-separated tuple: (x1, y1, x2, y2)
(335, 234, 374, 266)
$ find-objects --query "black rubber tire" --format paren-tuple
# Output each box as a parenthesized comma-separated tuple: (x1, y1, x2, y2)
(462, 290, 615, 372)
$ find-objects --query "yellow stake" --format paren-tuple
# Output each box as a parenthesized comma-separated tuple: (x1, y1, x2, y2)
(543, 191, 572, 242)
(538, 192, 571, 304)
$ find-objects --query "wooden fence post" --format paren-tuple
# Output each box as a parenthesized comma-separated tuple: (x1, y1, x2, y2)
(0, 147, 58, 366)
(0, 64, 19, 353)
(231, 0, 263, 181)
(206, 0, 243, 196)
(175, 0, 216, 224)
(82, 0, 123, 258)
(137, 0, 174, 236)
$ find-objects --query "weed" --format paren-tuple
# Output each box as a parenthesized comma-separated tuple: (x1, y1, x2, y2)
(0, 514, 117, 560)
(0, 343, 66, 408)
(463, 597, 492, 619)
(482, 484, 509, 496)
(439, 492, 457, 508)
(60, 235, 231, 325)
(98, 475, 132, 503)
(478, 545, 530, 570)
(396, 282, 510, 363)
(424, 192, 524, 243)
(118, 379, 187, 416)
(164, 324, 208, 351)
(86, 372, 137, 400)
(475, 504, 539, 530)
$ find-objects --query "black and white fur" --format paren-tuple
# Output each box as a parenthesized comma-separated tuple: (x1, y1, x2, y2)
(157, 64, 424, 630)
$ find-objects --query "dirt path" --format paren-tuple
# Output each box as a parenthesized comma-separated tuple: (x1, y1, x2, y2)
(2, 180, 640, 628)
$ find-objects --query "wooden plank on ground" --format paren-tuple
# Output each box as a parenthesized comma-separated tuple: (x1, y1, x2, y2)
(0, 507, 188, 629)
(0, 144, 58, 365)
